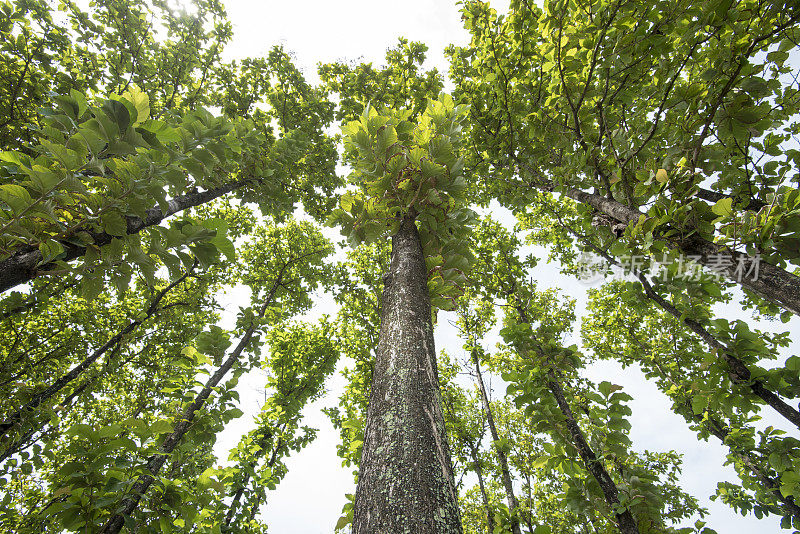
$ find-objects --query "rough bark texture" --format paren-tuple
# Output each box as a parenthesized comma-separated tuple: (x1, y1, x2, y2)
(547, 372, 640, 534)
(564, 187, 800, 316)
(352, 216, 462, 534)
(0, 177, 251, 294)
(472, 351, 522, 534)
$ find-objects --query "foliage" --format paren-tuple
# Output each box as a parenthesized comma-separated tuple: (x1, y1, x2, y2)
(3, 0, 800, 532)
(332, 95, 476, 310)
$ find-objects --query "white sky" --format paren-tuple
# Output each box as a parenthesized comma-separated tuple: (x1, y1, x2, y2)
(206, 1, 800, 533)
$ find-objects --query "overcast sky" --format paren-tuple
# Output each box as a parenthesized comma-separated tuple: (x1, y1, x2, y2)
(204, 1, 800, 532)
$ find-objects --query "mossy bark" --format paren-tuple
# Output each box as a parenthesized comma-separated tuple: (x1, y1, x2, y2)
(352, 216, 462, 534)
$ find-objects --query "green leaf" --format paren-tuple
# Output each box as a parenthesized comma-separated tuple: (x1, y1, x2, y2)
(0, 184, 32, 212)
(101, 211, 128, 236)
(38, 239, 64, 264)
(711, 198, 733, 218)
(102, 99, 131, 134)
(122, 85, 150, 126)
(691, 395, 707, 415)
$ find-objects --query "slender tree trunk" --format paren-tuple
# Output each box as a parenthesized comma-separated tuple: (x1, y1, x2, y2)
(629, 345, 800, 521)
(546, 371, 640, 534)
(99, 262, 290, 534)
(352, 216, 462, 534)
(563, 222, 800, 431)
(563, 187, 800, 316)
(0, 268, 192, 439)
(523, 473, 534, 534)
(0, 176, 252, 293)
(634, 270, 800, 430)
(224, 436, 282, 526)
(472, 350, 522, 534)
(688, 401, 800, 520)
(469, 444, 494, 534)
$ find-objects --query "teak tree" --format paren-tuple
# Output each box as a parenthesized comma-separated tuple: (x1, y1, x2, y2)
(334, 97, 475, 533)
(4, 0, 800, 532)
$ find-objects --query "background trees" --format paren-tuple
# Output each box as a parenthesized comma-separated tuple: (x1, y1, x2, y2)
(2, 0, 800, 532)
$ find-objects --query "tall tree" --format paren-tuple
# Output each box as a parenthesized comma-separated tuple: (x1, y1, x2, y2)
(333, 97, 475, 532)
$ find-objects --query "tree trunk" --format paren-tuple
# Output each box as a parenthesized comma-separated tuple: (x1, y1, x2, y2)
(98, 262, 289, 534)
(0, 176, 252, 294)
(562, 220, 800, 431)
(352, 216, 462, 534)
(564, 187, 800, 316)
(469, 443, 494, 534)
(546, 372, 640, 534)
(472, 350, 522, 534)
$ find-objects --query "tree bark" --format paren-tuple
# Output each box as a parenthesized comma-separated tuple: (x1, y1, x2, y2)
(0, 176, 252, 294)
(546, 372, 640, 534)
(472, 350, 522, 534)
(352, 216, 462, 534)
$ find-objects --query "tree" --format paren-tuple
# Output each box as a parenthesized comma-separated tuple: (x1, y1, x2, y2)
(449, 0, 800, 316)
(5, 0, 800, 532)
(332, 96, 474, 533)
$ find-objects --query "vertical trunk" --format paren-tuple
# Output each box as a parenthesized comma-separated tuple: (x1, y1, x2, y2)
(546, 372, 640, 534)
(468, 444, 494, 534)
(352, 216, 462, 534)
(472, 351, 522, 534)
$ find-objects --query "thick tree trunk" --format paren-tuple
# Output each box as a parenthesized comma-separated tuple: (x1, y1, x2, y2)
(352, 216, 462, 534)
(472, 351, 522, 534)
(0, 176, 252, 294)
(564, 187, 800, 316)
(546, 372, 640, 534)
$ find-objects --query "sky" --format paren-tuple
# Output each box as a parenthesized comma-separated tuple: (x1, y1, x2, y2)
(198, 0, 800, 532)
